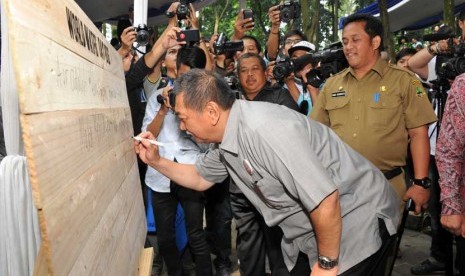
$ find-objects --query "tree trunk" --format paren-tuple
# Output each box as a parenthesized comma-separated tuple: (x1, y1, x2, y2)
(444, 0, 455, 33)
(251, 1, 268, 37)
(378, 0, 395, 61)
(332, 0, 339, 42)
(302, 0, 320, 49)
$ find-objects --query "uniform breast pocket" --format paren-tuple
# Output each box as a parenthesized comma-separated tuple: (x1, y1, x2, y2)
(326, 96, 351, 129)
(368, 95, 401, 129)
(253, 177, 293, 210)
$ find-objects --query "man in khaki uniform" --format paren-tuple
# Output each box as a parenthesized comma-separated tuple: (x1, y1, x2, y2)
(311, 14, 437, 214)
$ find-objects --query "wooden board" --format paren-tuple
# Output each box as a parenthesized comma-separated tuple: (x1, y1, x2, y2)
(1, 0, 147, 275)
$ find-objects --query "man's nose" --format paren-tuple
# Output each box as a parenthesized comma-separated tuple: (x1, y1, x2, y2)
(179, 122, 186, 131)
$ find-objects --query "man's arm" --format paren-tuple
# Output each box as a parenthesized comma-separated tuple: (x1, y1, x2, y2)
(403, 125, 431, 213)
(309, 190, 341, 275)
(134, 132, 214, 191)
(266, 5, 281, 61)
(407, 40, 448, 80)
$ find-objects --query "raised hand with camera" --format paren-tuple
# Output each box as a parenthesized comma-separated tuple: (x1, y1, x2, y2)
(118, 26, 137, 58)
(266, 4, 281, 61)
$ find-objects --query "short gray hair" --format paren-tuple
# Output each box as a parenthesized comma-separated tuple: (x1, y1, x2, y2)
(171, 69, 236, 112)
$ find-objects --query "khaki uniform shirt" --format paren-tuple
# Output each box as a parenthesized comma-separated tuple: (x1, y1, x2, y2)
(196, 100, 400, 273)
(311, 58, 437, 172)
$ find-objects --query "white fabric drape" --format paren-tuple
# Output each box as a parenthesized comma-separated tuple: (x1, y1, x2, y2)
(0, 156, 41, 276)
(1, 2, 41, 276)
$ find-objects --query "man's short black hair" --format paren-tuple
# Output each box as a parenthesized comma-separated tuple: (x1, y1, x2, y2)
(283, 30, 308, 43)
(459, 10, 465, 21)
(237, 53, 266, 72)
(242, 35, 262, 53)
(395, 48, 417, 63)
(342, 13, 384, 52)
(176, 46, 206, 70)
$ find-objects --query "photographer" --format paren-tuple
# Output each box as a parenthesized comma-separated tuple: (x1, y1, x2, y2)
(266, 1, 303, 61)
(282, 40, 318, 116)
(143, 45, 213, 276)
(407, 23, 462, 276)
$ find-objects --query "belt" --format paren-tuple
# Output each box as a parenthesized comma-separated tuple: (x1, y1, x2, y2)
(383, 167, 403, 180)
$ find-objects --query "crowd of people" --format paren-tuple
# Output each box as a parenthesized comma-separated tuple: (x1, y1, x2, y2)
(111, 2, 465, 275)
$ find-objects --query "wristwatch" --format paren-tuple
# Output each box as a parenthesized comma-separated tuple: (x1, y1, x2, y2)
(412, 177, 432, 189)
(318, 255, 338, 270)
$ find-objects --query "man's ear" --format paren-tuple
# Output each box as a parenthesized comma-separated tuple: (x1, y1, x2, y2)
(205, 101, 221, 125)
(372, 35, 382, 51)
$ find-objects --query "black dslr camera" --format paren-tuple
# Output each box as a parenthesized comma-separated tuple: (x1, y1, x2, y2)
(279, 0, 301, 23)
(272, 54, 316, 82)
(436, 42, 465, 80)
(176, 0, 190, 20)
(306, 42, 348, 87)
(213, 33, 244, 56)
(134, 24, 150, 47)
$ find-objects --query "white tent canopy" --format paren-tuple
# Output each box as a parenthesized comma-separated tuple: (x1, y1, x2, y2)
(75, 0, 217, 26)
(345, 0, 465, 32)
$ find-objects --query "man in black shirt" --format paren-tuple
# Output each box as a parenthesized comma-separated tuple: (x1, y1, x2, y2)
(237, 53, 298, 110)
(233, 53, 299, 276)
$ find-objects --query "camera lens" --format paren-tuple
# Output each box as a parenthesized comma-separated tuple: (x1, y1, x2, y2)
(281, 8, 292, 23)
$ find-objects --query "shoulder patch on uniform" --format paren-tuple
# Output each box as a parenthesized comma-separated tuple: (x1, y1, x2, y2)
(415, 86, 426, 97)
(412, 79, 422, 87)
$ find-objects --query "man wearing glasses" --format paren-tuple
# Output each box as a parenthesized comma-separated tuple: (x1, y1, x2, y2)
(135, 69, 401, 275)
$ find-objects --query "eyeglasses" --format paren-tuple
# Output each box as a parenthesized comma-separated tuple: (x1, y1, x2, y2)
(285, 38, 302, 45)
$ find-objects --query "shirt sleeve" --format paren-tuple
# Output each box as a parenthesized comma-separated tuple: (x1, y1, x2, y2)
(436, 77, 465, 215)
(310, 80, 330, 126)
(195, 146, 229, 184)
(403, 74, 437, 129)
(141, 89, 162, 132)
(278, 87, 300, 111)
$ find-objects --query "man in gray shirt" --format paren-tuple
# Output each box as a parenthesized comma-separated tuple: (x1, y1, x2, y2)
(135, 69, 400, 275)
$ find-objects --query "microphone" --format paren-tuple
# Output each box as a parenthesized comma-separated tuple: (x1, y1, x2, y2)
(423, 33, 455, 41)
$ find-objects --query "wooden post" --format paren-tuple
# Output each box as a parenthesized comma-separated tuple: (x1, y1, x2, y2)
(1, 0, 148, 275)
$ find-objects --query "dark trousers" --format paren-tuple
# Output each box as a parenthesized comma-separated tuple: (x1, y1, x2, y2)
(152, 183, 212, 276)
(456, 236, 465, 275)
(231, 192, 290, 276)
(289, 219, 396, 276)
(428, 156, 454, 275)
(205, 178, 233, 269)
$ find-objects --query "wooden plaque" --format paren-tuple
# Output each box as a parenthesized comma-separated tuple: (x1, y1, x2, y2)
(1, 0, 147, 275)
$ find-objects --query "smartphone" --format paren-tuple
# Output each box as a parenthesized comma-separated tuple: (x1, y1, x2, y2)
(176, 29, 200, 44)
(243, 9, 254, 21)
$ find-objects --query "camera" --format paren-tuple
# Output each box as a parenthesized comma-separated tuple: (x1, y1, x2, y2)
(279, 0, 301, 23)
(213, 33, 244, 56)
(224, 75, 239, 91)
(134, 24, 150, 47)
(306, 42, 348, 87)
(156, 92, 177, 108)
(436, 42, 465, 80)
(176, 0, 190, 20)
(272, 54, 316, 82)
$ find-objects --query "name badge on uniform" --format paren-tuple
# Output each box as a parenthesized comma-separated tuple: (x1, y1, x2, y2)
(331, 91, 346, 97)
(243, 159, 254, 176)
